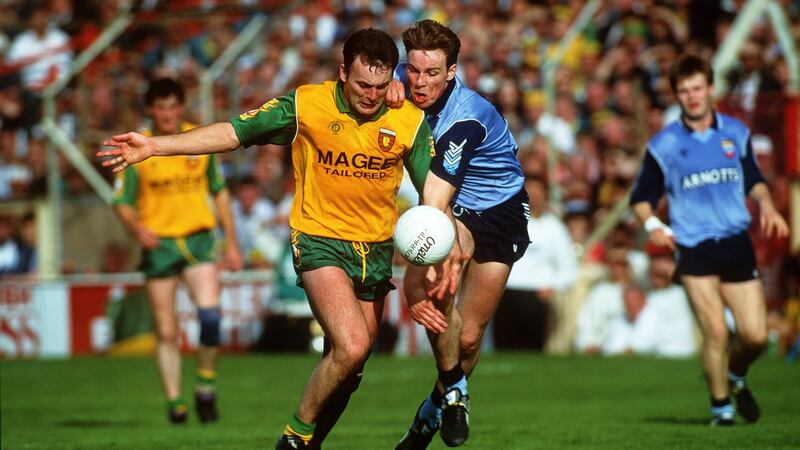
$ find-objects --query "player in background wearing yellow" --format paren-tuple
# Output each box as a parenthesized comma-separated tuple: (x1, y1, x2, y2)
(111, 78, 243, 424)
(98, 29, 453, 449)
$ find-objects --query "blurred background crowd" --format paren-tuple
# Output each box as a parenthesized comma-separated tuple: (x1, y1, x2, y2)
(1, 0, 798, 358)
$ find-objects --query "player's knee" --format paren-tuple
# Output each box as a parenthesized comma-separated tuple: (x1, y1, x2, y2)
(155, 323, 180, 343)
(333, 340, 370, 369)
(740, 329, 767, 351)
(459, 333, 481, 358)
(198, 307, 221, 346)
(705, 324, 729, 349)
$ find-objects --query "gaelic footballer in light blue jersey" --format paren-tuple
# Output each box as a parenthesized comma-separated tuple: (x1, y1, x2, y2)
(630, 54, 788, 428)
(630, 112, 764, 247)
(392, 20, 530, 450)
(397, 64, 525, 212)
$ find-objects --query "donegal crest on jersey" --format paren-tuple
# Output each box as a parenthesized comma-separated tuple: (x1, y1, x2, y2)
(378, 127, 396, 151)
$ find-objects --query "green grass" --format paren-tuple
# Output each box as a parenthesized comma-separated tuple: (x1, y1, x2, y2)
(2, 353, 799, 449)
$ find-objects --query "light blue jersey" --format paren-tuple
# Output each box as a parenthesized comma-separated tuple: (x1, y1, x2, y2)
(398, 65, 524, 210)
(630, 113, 765, 247)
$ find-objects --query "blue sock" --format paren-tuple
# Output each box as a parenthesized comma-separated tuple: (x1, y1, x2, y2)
(447, 375, 468, 396)
(728, 371, 746, 389)
(438, 364, 467, 395)
(418, 395, 442, 429)
(711, 402, 735, 417)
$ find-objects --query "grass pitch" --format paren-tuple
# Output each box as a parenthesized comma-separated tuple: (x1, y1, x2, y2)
(2, 353, 798, 449)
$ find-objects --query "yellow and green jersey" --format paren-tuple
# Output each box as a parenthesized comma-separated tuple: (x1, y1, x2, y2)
(231, 80, 433, 243)
(113, 122, 227, 237)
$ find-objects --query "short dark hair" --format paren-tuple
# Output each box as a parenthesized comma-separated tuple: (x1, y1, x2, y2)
(668, 54, 713, 92)
(342, 28, 399, 74)
(402, 19, 461, 67)
(145, 77, 185, 106)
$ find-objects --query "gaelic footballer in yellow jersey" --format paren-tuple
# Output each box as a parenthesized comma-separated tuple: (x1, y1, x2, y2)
(231, 80, 434, 243)
(113, 122, 227, 237)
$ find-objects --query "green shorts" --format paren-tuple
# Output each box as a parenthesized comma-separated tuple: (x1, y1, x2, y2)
(291, 230, 395, 301)
(139, 229, 216, 278)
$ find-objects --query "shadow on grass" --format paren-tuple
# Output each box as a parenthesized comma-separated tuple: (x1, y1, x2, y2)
(642, 416, 710, 426)
(57, 419, 140, 428)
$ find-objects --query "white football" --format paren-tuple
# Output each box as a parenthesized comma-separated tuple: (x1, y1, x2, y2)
(393, 205, 455, 266)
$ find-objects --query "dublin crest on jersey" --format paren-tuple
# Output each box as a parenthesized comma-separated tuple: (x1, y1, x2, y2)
(378, 127, 396, 151)
(721, 139, 736, 159)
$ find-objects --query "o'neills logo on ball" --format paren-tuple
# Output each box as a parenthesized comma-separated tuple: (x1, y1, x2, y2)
(404, 231, 437, 265)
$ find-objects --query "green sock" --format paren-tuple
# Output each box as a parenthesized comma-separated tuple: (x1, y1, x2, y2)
(285, 413, 316, 442)
(196, 369, 216, 393)
(168, 397, 187, 411)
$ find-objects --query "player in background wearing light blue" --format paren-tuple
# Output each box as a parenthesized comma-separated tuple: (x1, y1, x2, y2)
(388, 20, 530, 449)
(630, 54, 788, 426)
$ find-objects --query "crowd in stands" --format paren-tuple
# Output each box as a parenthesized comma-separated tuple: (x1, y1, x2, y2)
(1, 0, 799, 357)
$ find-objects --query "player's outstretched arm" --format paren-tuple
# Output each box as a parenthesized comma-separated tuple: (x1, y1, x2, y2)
(97, 122, 241, 173)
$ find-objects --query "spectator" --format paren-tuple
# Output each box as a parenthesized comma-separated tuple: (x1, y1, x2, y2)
(494, 176, 578, 351)
(5, 2, 73, 136)
(603, 283, 647, 355)
(230, 175, 277, 268)
(723, 39, 785, 164)
(631, 253, 698, 358)
(0, 212, 35, 277)
(519, 89, 577, 155)
(574, 246, 633, 355)
(603, 254, 698, 358)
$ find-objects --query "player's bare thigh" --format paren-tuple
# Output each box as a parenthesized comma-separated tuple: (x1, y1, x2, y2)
(182, 262, 220, 309)
(720, 279, 767, 345)
(301, 266, 379, 355)
(146, 276, 180, 337)
(680, 275, 727, 337)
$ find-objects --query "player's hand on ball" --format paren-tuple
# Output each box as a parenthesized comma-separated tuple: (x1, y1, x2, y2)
(97, 132, 154, 173)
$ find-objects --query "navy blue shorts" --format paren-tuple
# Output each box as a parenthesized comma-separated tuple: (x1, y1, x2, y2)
(452, 188, 530, 265)
(675, 231, 759, 282)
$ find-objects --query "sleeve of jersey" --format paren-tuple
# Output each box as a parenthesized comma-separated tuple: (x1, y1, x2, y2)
(206, 154, 227, 194)
(112, 168, 138, 206)
(402, 119, 434, 195)
(230, 91, 298, 147)
(629, 149, 665, 208)
(430, 119, 487, 187)
(741, 138, 766, 193)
